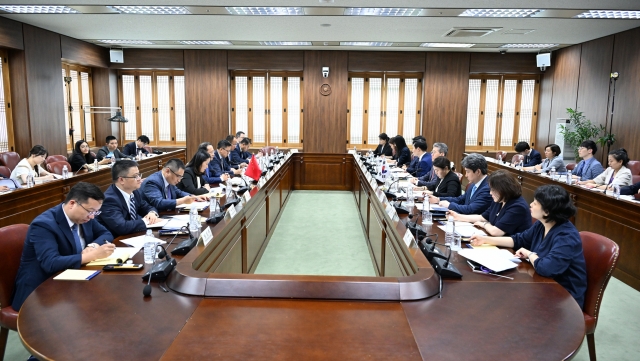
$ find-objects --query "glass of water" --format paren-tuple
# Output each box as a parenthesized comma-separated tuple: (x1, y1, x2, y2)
(143, 242, 156, 264)
(451, 234, 462, 251)
(422, 209, 432, 225)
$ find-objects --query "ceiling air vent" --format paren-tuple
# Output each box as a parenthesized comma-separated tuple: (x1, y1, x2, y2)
(444, 27, 501, 38)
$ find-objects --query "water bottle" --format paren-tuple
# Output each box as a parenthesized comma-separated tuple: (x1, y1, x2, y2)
(497, 153, 502, 163)
(612, 184, 620, 200)
(209, 195, 218, 214)
(62, 165, 69, 179)
(143, 229, 155, 264)
(550, 166, 556, 179)
(405, 186, 414, 208)
(566, 170, 572, 185)
(189, 206, 200, 236)
(26, 173, 34, 188)
(137, 150, 142, 160)
(445, 216, 455, 247)
(111, 156, 116, 166)
(93, 159, 98, 172)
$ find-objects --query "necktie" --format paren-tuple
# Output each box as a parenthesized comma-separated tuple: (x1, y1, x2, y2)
(129, 194, 137, 220)
(71, 224, 82, 253)
(166, 185, 172, 199)
(470, 184, 478, 199)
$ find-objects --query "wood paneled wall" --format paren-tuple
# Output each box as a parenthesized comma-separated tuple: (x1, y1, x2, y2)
(228, 50, 303, 70)
(0, 17, 23, 50)
(8, 49, 30, 156)
(184, 50, 229, 158)
(303, 51, 348, 153)
(422, 53, 471, 166)
(469, 53, 543, 74)
(92, 67, 120, 144)
(348, 51, 425, 72)
(60, 35, 109, 68)
(109, 49, 184, 69)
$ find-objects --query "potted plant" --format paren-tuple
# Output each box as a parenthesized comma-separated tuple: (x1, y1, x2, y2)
(559, 108, 605, 161)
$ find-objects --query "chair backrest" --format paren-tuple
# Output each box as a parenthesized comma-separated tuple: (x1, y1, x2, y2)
(0, 151, 21, 171)
(45, 155, 67, 164)
(0, 165, 10, 178)
(580, 231, 619, 324)
(0, 224, 29, 308)
(632, 174, 640, 185)
(496, 151, 507, 160)
(566, 163, 576, 171)
(627, 160, 640, 175)
(511, 154, 524, 164)
(143, 145, 153, 154)
(46, 161, 72, 175)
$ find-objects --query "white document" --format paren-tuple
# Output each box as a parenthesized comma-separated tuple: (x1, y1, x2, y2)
(176, 201, 209, 211)
(457, 249, 518, 273)
(87, 247, 137, 266)
(146, 218, 170, 228)
(120, 235, 166, 249)
(436, 224, 486, 238)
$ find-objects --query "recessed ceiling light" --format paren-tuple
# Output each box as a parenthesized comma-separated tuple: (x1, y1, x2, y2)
(99, 40, 154, 45)
(259, 41, 312, 46)
(344, 8, 421, 16)
(500, 43, 558, 49)
(420, 43, 475, 48)
(108, 6, 189, 15)
(460, 9, 542, 17)
(575, 10, 640, 19)
(179, 41, 232, 45)
(340, 42, 393, 47)
(0, 5, 79, 13)
(226, 7, 303, 15)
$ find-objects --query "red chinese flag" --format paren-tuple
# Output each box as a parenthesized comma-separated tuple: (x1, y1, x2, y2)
(245, 155, 262, 181)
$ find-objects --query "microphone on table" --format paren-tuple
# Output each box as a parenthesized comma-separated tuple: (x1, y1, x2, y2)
(418, 235, 462, 278)
(406, 214, 427, 239)
(141, 244, 177, 287)
(171, 225, 198, 256)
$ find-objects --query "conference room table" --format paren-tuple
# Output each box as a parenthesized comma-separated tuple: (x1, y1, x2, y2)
(16, 153, 585, 360)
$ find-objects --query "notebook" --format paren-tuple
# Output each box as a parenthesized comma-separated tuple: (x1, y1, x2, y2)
(54, 269, 100, 281)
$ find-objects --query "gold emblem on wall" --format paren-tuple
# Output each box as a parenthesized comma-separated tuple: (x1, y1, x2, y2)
(320, 83, 332, 96)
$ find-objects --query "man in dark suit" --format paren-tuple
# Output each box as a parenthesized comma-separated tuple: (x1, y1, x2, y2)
(98, 160, 160, 237)
(96, 135, 133, 161)
(230, 137, 252, 167)
(410, 141, 432, 178)
(140, 158, 206, 211)
(515, 141, 542, 167)
(404, 136, 426, 176)
(428, 153, 492, 215)
(11, 182, 115, 311)
(122, 135, 150, 157)
(210, 139, 242, 179)
(412, 142, 448, 188)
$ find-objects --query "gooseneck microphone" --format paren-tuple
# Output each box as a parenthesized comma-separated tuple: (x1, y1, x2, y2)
(143, 244, 161, 297)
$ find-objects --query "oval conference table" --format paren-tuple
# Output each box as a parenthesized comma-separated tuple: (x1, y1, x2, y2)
(16, 158, 585, 360)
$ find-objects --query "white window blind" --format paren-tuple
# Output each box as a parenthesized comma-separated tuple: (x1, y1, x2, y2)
(402, 79, 418, 141)
(122, 74, 137, 140)
(234, 76, 249, 136)
(252, 76, 266, 143)
(482, 79, 500, 147)
(349, 78, 364, 145)
(81, 72, 92, 143)
(367, 78, 382, 145)
(174, 75, 186, 142)
(139, 75, 154, 141)
(287, 77, 301, 144)
(500, 80, 517, 147)
(156, 75, 171, 141)
(270, 77, 283, 143)
(466, 79, 482, 146)
(518, 80, 536, 142)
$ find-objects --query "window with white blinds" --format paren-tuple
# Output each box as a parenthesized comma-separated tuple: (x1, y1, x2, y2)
(465, 75, 540, 152)
(118, 70, 186, 146)
(230, 72, 303, 148)
(62, 63, 94, 148)
(0, 50, 14, 153)
(347, 73, 422, 149)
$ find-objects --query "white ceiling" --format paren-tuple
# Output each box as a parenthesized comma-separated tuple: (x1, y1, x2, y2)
(2, 0, 640, 52)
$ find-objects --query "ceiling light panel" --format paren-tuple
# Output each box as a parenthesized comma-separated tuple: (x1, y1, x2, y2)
(179, 41, 232, 45)
(0, 5, 79, 13)
(108, 6, 188, 15)
(340, 42, 393, 47)
(344, 8, 421, 16)
(460, 9, 542, 17)
(575, 10, 640, 19)
(99, 40, 154, 45)
(259, 41, 312, 46)
(226, 7, 303, 15)
(500, 43, 558, 48)
(421, 43, 475, 48)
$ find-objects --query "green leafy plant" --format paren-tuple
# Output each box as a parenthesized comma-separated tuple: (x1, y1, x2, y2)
(559, 108, 605, 161)
(597, 133, 616, 152)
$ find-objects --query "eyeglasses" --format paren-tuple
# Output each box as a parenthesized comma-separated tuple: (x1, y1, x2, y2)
(77, 202, 102, 217)
(169, 168, 184, 179)
(121, 173, 142, 180)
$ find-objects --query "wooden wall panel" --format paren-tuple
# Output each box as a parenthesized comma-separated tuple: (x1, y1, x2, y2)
(348, 51, 425, 72)
(8, 49, 30, 156)
(0, 17, 23, 50)
(548, 45, 582, 137)
(110, 49, 184, 69)
(184, 50, 228, 158)
(60, 35, 109, 68)
(422, 52, 470, 166)
(303, 51, 348, 153)
(610, 27, 640, 160)
(228, 50, 303, 70)
(469, 53, 543, 74)
(22, 25, 66, 156)
(92, 67, 121, 144)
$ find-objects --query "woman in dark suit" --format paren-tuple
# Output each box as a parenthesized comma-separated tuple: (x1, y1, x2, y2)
(178, 150, 211, 195)
(68, 140, 110, 172)
(390, 135, 411, 168)
(450, 170, 531, 236)
(415, 156, 461, 198)
(373, 133, 393, 157)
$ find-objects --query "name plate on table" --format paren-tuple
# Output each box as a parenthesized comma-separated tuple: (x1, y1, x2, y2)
(403, 229, 415, 248)
(268, 170, 274, 178)
(198, 226, 214, 247)
(385, 203, 396, 219)
(243, 190, 251, 203)
(366, 173, 372, 182)
(377, 190, 386, 202)
(290, 149, 298, 153)
(348, 150, 356, 154)
(258, 178, 266, 188)
(370, 178, 377, 188)
(227, 204, 237, 218)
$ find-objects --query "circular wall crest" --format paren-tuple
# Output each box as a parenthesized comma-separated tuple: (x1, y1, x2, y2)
(320, 83, 332, 96)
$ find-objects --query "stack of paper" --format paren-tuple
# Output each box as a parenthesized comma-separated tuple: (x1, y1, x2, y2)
(86, 248, 133, 266)
(457, 249, 518, 272)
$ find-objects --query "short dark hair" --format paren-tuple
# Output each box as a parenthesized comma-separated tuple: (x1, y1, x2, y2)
(198, 142, 212, 153)
(65, 182, 105, 204)
(534, 185, 576, 224)
(235, 131, 245, 138)
(28, 145, 48, 158)
(225, 135, 235, 143)
(545, 144, 562, 157)
(413, 141, 428, 152)
(186, 150, 211, 175)
(609, 148, 629, 167)
(432, 156, 450, 170)
(580, 140, 597, 156)
(217, 139, 232, 149)
(137, 135, 150, 144)
(461, 153, 488, 175)
(164, 158, 185, 172)
(245, 138, 253, 144)
(239, 138, 251, 146)
(106, 135, 117, 144)
(487, 170, 522, 203)
(412, 135, 426, 145)
(514, 142, 531, 153)
(111, 159, 139, 182)
(378, 133, 389, 142)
